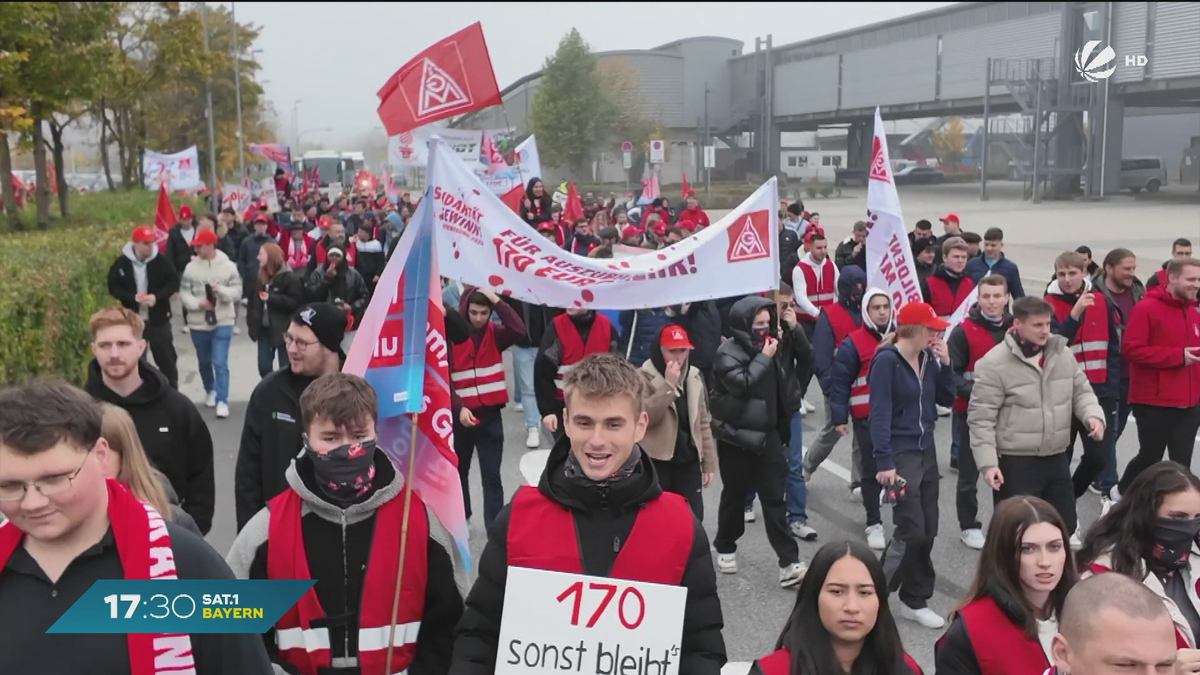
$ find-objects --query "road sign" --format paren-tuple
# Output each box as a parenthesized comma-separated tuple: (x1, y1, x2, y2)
(623, 151, 632, 170)
(703, 145, 716, 169)
(649, 140, 665, 165)
(621, 141, 634, 153)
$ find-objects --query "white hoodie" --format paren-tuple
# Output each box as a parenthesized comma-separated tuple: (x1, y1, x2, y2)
(792, 252, 841, 319)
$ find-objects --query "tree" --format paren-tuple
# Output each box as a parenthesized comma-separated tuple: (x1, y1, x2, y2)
(931, 116, 967, 170)
(530, 30, 617, 175)
(0, 2, 52, 228)
(600, 59, 656, 182)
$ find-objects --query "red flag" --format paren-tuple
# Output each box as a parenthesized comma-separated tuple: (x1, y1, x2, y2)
(562, 182, 584, 224)
(153, 183, 176, 254)
(681, 173, 691, 200)
(500, 185, 524, 215)
(376, 22, 502, 137)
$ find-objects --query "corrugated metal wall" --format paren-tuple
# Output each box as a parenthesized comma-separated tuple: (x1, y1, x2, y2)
(841, 36, 939, 108)
(940, 12, 1062, 99)
(773, 55, 838, 115)
(1113, 2, 1149, 83)
(599, 53, 686, 126)
(1150, 2, 1200, 79)
(728, 56, 761, 119)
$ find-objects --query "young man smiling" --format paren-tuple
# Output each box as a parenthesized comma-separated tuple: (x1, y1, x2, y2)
(452, 353, 726, 675)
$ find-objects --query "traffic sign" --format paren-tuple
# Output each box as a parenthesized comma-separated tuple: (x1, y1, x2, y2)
(623, 151, 632, 170)
(649, 140, 665, 165)
(621, 141, 633, 153)
(704, 146, 716, 169)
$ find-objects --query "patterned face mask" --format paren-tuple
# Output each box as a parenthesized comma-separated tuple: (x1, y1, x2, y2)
(305, 438, 377, 501)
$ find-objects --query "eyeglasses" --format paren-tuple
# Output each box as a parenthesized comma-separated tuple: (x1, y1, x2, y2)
(284, 334, 319, 349)
(0, 447, 92, 502)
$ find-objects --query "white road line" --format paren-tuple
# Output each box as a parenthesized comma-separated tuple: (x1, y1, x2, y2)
(723, 663, 752, 675)
(818, 459, 853, 483)
(519, 449, 551, 486)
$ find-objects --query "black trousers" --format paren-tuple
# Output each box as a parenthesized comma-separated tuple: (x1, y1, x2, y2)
(714, 441, 799, 567)
(852, 419, 882, 527)
(799, 321, 816, 395)
(455, 409, 505, 532)
(1068, 396, 1117, 498)
(995, 453, 1076, 533)
(1118, 404, 1200, 493)
(653, 458, 704, 520)
(953, 411, 982, 531)
(143, 321, 178, 389)
(880, 445, 939, 609)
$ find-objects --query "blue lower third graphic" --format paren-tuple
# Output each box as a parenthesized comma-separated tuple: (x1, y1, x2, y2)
(47, 580, 314, 634)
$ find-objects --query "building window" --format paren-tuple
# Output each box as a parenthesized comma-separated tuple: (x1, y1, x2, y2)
(788, 156, 798, 167)
(822, 156, 833, 166)
(833, 155, 843, 167)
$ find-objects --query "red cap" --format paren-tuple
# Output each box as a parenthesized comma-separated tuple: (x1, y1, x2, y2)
(660, 324, 694, 350)
(940, 213, 960, 224)
(191, 229, 218, 247)
(178, 205, 194, 220)
(620, 225, 642, 240)
(536, 221, 557, 232)
(131, 226, 157, 243)
(253, 214, 269, 224)
(318, 216, 332, 228)
(653, 220, 668, 236)
(896, 302, 950, 330)
(677, 219, 696, 232)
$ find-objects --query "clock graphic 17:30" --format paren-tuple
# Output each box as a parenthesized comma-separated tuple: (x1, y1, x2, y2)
(104, 593, 198, 620)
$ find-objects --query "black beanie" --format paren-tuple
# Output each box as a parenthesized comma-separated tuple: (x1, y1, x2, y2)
(292, 303, 347, 354)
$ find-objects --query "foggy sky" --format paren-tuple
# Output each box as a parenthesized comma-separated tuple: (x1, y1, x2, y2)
(218, 2, 956, 148)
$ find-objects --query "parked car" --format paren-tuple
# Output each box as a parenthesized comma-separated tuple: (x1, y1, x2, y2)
(1119, 157, 1166, 193)
(893, 166, 946, 185)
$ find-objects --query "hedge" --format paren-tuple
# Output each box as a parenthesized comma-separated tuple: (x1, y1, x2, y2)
(0, 190, 201, 385)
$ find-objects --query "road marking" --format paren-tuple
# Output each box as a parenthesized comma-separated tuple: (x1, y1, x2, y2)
(818, 459, 853, 483)
(519, 449, 551, 485)
(723, 663, 751, 675)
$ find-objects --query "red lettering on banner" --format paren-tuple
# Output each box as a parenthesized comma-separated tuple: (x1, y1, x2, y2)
(725, 211, 771, 262)
(882, 234, 923, 304)
(433, 185, 484, 244)
(493, 237, 537, 272)
(178, 158, 193, 170)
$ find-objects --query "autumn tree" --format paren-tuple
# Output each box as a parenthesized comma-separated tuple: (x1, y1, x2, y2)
(530, 30, 617, 175)
(600, 59, 657, 182)
(0, 3, 40, 229)
(931, 116, 967, 170)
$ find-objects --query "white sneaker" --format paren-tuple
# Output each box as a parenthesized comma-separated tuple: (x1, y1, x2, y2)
(801, 399, 816, 414)
(900, 604, 946, 629)
(181, 326, 190, 335)
(1109, 485, 1122, 503)
(205, 391, 217, 408)
(233, 326, 242, 335)
(802, 466, 814, 483)
(850, 485, 862, 500)
(1070, 529, 1082, 550)
(525, 427, 540, 449)
(866, 523, 886, 551)
(744, 507, 756, 523)
(1100, 496, 1115, 517)
(716, 553, 738, 574)
(216, 402, 230, 419)
(960, 528, 986, 550)
(779, 562, 807, 588)
(936, 405, 952, 417)
(790, 521, 818, 541)
(514, 401, 524, 412)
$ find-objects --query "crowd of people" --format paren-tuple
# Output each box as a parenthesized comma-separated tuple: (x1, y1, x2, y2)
(0, 170, 1198, 675)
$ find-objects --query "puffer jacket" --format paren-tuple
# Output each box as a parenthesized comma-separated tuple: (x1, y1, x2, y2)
(178, 250, 243, 330)
(967, 332, 1104, 471)
(639, 334, 717, 473)
(619, 307, 674, 367)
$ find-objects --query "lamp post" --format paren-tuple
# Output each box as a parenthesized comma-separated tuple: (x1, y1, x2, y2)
(199, 2, 219, 204)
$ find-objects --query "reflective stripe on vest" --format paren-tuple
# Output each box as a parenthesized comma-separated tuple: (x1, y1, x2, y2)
(927, 275, 975, 318)
(552, 314, 614, 400)
(1045, 292, 1110, 384)
(799, 259, 836, 322)
(451, 324, 509, 409)
(955, 318, 1003, 413)
(848, 328, 880, 420)
(276, 623, 420, 652)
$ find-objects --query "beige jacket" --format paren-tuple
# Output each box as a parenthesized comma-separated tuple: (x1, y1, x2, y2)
(968, 332, 1103, 470)
(179, 250, 243, 330)
(638, 361, 717, 475)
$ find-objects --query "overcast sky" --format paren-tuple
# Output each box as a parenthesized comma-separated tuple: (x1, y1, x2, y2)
(217, 2, 956, 148)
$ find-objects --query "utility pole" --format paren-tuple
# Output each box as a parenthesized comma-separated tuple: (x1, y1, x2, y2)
(199, 2, 219, 204)
(232, 2, 245, 181)
(703, 82, 710, 200)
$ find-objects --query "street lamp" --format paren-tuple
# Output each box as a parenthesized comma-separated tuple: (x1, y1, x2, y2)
(292, 100, 302, 153)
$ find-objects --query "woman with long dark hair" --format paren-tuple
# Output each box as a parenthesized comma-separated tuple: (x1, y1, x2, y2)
(753, 540, 922, 675)
(519, 177, 553, 227)
(1078, 461, 1200, 654)
(935, 496, 1076, 674)
(247, 242, 305, 377)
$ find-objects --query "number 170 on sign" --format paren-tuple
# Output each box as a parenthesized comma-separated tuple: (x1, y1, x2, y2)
(496, 567, 688, 675)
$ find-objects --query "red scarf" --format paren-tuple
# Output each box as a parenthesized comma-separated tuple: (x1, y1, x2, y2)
(0, 478, 194, 675)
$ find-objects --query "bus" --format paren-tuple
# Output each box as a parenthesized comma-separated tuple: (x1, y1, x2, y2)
(294, 151, 367, 196)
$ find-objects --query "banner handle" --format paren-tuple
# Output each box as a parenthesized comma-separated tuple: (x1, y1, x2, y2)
(385, 411, 421, 668)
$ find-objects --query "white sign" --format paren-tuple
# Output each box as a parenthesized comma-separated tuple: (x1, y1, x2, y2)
(495, 567, 687, 675)
(326, 182, 343, 198)
(703, 146, 716, 169)
(864, 107, 923, 311)
(424, 137, 779, 310)
(221, 182, 252, 214)
(143, 147, 202, 191)
(649, 140, 665, 165)
(623, 151, 632, 170)
(389, 126, 484, 169)
(259, 178, 280, 213)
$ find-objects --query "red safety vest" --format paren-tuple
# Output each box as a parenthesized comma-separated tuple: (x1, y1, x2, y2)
(824, 302, 858, 347)
(552, 313, 613, 401)
(267, 488, 428, 675)
(927, 275, 975, 318)
(955, 318, 1002, 413)
(756, 648, 923, 675)
(1087, 562, 1194, 649)
(848, 328, 880, 420)
(314, 237, 357, 268)
(797, 258, 836, 322)
(1045, 293, 1110, 384)
(957, 596, 1049, 675)
(506, 485, 693, 584)
(451, 323, 509, 410)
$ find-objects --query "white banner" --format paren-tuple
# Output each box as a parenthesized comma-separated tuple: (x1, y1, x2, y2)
(943, 285, 980, 338)
(478, 134, 543, 194)
(495, 567, 687, 675)
(221, 182, 252, 214)
(259, 178, 280, 213)
(389, 126, 483, 169)
(426, 137, 778, 310)
(864, 108, 923, 310)
(143, 147, 202, 191)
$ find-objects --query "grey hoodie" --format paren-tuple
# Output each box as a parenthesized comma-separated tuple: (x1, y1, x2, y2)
(122, 241, 156, 313)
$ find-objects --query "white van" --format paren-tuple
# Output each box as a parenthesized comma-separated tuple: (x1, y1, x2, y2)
(1119, 157, 1167, 193)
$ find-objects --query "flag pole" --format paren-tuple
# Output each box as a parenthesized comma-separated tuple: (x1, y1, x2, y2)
(385, 412, 421, 668)
(499, 105, 526, 187)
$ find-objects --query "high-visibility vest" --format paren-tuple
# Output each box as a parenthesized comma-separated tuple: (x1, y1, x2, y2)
(451, 323, 509, 409)
(267, 487, 427, 675)
(552, 313, 613, 401)
(797, 258, 836, 322)
(950, 596, 1050, 675)
(927, 275, 975, 318)
(824, 302, 858, 347)
(1045, 292, 1110, 384)
(955, 318, 1002, 413)
(757, 648, 923, 675)
(848, 328, 880, 420)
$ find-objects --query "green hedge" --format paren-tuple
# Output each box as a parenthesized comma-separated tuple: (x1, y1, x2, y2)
(0, 191, 201, 385)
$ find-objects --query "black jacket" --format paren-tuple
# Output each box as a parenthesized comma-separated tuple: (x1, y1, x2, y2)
(503, 297, 560, 349)
(834, 236, 866, 271)
(450, 436, 726, 675)
(247, 268, 306, 347)
(533, 311, 619, 421)
(235, 366, 334, 531)
(238, 232, 274, 282)
(948, 306, 1012, 403)
(935, 581, 1047, 675)
(306, 260, 370, 330)
(107, 243, 180, 326)
(166, 223, 197, 276)
(679, 300, 723, 373)
(84, 360, 215, 534)
(229, 452, 464, 675)
(919, 265, 970, 306)
(709, 296, 810, 452)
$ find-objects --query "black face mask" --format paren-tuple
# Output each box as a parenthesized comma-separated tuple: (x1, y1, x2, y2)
(1150, 517, 1200, 571)
(1011, 328, 1045, 359)
(305, 438, 378, 502)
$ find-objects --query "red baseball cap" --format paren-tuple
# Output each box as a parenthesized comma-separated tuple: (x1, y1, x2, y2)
(653, 220, 669, 236)
(896, 302, 950, 330)
(677, 219, 696, 232)
(131, 226, 157, 243)
(536, 220, 558, 232)
(179, 205, 194, 220)
(660, 324, 694, 350)
(191, 229, 218, 247)
(939, 213, 960, 224)
(620, 225, 643, 240)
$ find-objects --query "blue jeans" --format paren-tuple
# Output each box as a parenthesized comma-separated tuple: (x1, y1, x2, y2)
(257, 338, 289, 377)
(191, 326, 233, 404)
(1098, 379, 1131, 490)
(746, 412, 809, 524)
(511, 346, 540, 429)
